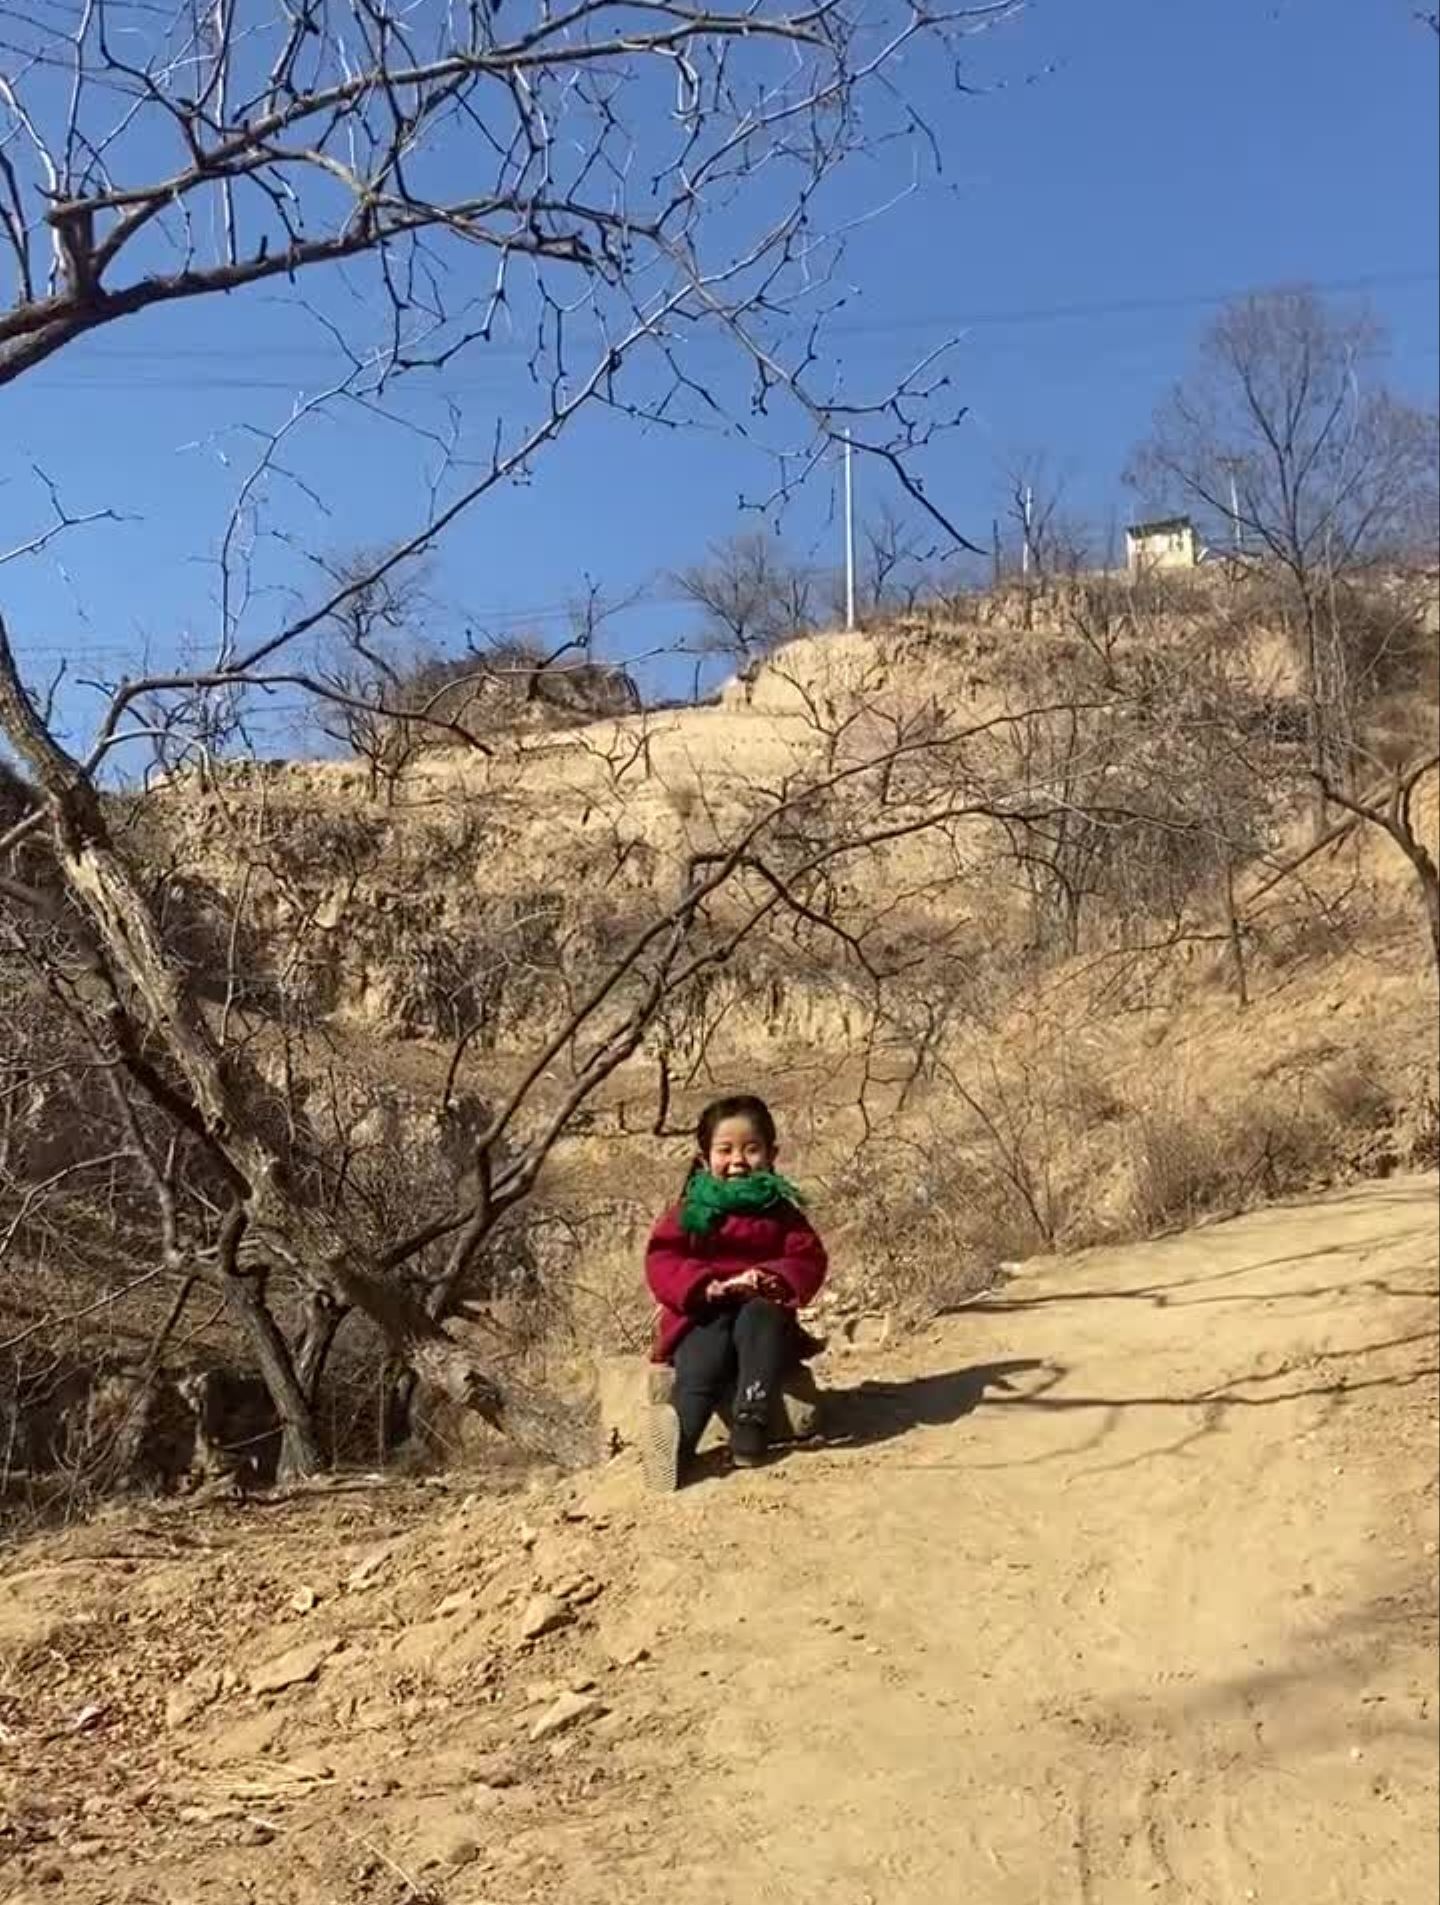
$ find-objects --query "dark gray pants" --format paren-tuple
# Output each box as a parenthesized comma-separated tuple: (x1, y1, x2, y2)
(671, 1298, 795, 1453)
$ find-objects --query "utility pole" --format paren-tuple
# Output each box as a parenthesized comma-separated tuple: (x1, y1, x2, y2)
(843, 430, 857, 632)
(1228, 469, 1243, 550)
(1020, 484, 1034, 579)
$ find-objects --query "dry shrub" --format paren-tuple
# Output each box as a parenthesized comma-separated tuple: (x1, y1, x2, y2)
(666, 782, 700, 824)
(1126, 1103, 1234, 1234)
(835, 1139, 1050, 1319)
(1333, 582, 1434, 708)
(1315, 1057, 1396, 1134)
(501, 1192, 661, 1361)
(1403, 1083, 1439, 1171)
(1256, 842, 1371, 972)
(1277, 902, 1363, 967)
(565, 1226, 657, 1357)
(1062, 1065, 1129, 1128)
(947, 1177, 1055, 1291)
(1126, 1089, 1337, 1236)
(1240, 1097, 1337, 1199)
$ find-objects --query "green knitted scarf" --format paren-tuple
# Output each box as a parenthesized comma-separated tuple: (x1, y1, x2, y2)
(679, 1168, 805, 1237)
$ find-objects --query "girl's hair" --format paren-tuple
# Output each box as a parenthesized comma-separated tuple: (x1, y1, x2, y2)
(682, 1094, 778, 1189)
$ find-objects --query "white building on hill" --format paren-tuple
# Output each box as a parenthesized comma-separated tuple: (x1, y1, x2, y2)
(1126, 516, 1200, 573)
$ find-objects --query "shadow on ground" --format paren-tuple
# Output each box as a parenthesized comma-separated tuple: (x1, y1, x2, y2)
(938, 1228, 1438, 1319)
(818, 1359, 1053, 1449)
(809, 1334, 1438, 1465)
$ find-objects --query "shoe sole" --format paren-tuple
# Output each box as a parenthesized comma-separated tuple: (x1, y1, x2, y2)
(643, 1367, 682, 1494)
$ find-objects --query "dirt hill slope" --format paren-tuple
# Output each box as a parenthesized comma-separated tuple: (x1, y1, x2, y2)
(2, 1173, 1434, 1904)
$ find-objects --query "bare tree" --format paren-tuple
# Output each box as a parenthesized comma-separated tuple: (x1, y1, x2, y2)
(672, 531, 817, 667)
(809, 504, 935, 627)
(1315, 751, 1440, 975)
(314, 554, 439, 799)
(317, 569, 641, 799)
(1129, 289, 1439, 824)
(987, 455, 1096, 629)
(857, 505, 936, 619)
(1002, 454, 1065, 586)
(0, 0, 1030, 1471)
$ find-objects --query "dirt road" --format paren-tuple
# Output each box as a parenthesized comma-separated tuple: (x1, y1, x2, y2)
(574, 1173, 1440, 1905)
(2, 1176, 1436, 1904)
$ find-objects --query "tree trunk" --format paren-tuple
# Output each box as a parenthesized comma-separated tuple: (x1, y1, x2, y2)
(1391, 829, 1440, 980)
(382, 1367, 420, 1460)
(1063, 883, 1083, 958)
(1421, 861, 1440, 977)
(1223, 856, 1249, 1010)
(0, 621, 505, 1427)
(294, 1293, 348, 1408)
(1303, 613, 1330, 841)
(1300, 589, 1351, 841)
(226, 1277, 325, 1480)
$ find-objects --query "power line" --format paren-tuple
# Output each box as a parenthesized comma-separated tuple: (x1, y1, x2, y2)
(27, 267, 1439, 392)
(16, 550, 905, 667)
(71, 266, 1440, 356)
(10, 588, 711, 671)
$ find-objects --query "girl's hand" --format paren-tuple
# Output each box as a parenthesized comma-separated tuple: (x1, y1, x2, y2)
(711, 1269, 761, 1298)
(706, 1269, 790, 1302)
(724, 1269, 791, 1300)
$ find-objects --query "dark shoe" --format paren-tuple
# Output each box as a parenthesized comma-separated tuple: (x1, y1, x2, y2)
(729, 1414, 770, 1468)
(722, 1368, 825, 1444)
(643, 1366, 683, 1494)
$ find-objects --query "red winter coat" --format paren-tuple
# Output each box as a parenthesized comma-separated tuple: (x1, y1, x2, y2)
(645, 1199, 828, 1363)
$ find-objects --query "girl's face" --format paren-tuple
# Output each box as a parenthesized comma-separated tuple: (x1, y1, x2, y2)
(705, 1114, 775, 1179)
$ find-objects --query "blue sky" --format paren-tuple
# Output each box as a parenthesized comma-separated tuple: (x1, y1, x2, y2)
(2, 0, 1436, 751)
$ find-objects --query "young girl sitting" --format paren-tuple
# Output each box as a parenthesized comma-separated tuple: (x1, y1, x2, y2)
(643, 1094, 828, 1490)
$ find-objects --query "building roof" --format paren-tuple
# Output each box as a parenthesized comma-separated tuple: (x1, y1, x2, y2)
(1126, 516, 1194, 539)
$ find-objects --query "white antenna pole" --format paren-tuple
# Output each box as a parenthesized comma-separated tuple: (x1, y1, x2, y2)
(1021, 484, 1033, 578)
(1229, 470, 1242, 550)
(843, 430, 857, 631)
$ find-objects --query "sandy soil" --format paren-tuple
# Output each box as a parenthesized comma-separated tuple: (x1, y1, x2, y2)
(1, 1175, 1435, 1905)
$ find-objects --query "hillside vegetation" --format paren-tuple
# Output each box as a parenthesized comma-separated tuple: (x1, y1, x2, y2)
(2, 565, 1436, 1507)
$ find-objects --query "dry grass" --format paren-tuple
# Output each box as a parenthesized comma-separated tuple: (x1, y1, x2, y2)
(1123, 1088, 1344, 1239)
(6, 577, 1437, 1506)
